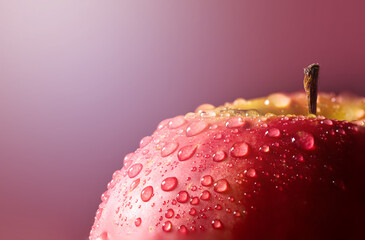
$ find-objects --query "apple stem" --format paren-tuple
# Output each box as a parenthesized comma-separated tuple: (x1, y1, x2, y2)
(303, 63, 320, 115)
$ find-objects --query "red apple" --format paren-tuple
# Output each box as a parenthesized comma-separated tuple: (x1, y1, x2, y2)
(90, 68, 365, 239)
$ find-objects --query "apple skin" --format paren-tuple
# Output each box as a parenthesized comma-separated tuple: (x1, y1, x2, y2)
(90, 112, 365, 240)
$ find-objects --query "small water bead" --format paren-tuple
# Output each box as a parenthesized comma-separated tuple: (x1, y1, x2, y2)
(226, 117, 246, 128)
(97, 232, 109, 240)
(265, 128, 281, 137)
(123, 153, 135, 169)
(135, 218, 142, 227)
(295, 131, 315, 150)
(214, 133, 223, 140)
(190, 197, 200, 205)
(162, 221, 173, 232)
(161, 177, 178, 191)
(189, 208, 197, 215)
(169, 116, 186, 129)
(213, 151, 226, 162)
(260, 145, 270, 153)
(140, 136, 153, 148)
(322, 119, 333, 126)
(130, 178, 140, 191)
(141, 186, 154, 202)
(128, 163, 143, 178)
(191, 185, 197, 191)
(186, 121, 209, 137)
(161, 142, 179, 157)
(101, 191, 110, 202)
(293, 154, 304, 162)
(231, 142, 249, 157)
(165, 209, 174, 218)
(214, 179, 229, 193)
(178, 145, 197, 161)
(212, 219, 223, 229)
(201, 175, 214, 186)
(178, 225, 188, 234)
(246, 168, 256, 178)
(177, 191, 189, 203)
(200, 190, 211, 200)
(215, 204, 222, 210)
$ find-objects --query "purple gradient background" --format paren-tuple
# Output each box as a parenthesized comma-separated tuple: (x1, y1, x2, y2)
(1, 1, 365, 239)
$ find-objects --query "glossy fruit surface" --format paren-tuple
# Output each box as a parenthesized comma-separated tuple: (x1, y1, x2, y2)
(90, 92, 365, 240)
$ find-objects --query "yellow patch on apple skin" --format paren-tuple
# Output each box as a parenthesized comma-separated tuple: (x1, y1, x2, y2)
(268, 93, 292, 108)
(187, 92, 365, 122)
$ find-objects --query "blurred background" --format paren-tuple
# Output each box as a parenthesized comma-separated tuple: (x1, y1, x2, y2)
(0, 0, 364, 239)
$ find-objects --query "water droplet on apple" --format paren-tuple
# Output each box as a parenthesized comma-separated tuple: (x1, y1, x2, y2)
(213, 151, 226, 162)
(123, 153, 135, 169)
(178, 225, 188, 234)
(186, 121, 209, 137)
(295, 131, 315, 150)
(189, 208, 197, 215)
(260, 145, 270, 153)
(200, 175, 214, 186)
(161, 142, 179, 157)
(97, 232, 109, 240)
(200, 190, 211, 200)
(162, 221, 172, 232)
(226, 117, 246, 128)
(215, 204, 222, 210)
(214, 179, 229, 193)
(177, 191, 189, 203)
(161, 177, 178, 191)
(214, 133, 223, 140)
(190, 197, 200, 205)
(135, 218, 142, 227)
(169, 116, 186, 129)
(246, 168, 256, 178)
(128, 163, 143, 178)
(265, 128, 281, 137)
(322, 119, 333, 125)
(130, 178, 140, 191)
(140, 136, 153, 148)
(212, 219, 223, 229)
(231, 142, 249, 157)
(178, 145, 197, 161)
(141, 186, 154, 202)
(165, 209, 174, 218)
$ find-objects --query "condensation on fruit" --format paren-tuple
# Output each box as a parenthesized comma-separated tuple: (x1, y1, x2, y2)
(231, 142, 249, 157)
(165, 209, 174, 218)
(190, 196, 200, 205)
(162, 221, 172, 232)
(139, 136, 153, 148)
(178, 145, 197, 161)
(141, 186, 154, 202)
(161, 142, 179, 157)
(214, 179, 229, 193)
(134, 217, 142, 227)
(201, 175, 214, 186)
(200, 190, 211, 200)
(265, 128, 281, 137)
(168, 116, 186, 129)
(213, 150, 226, 162)
(176, 191, 189, 203)
(186, 121, 209, 137)
(226, 116, 246, 128)
(212, 219, 223, 229)
(161, 177, 178, 191)
(294, 131, 315, 150)
(128, 163, 143, 178)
